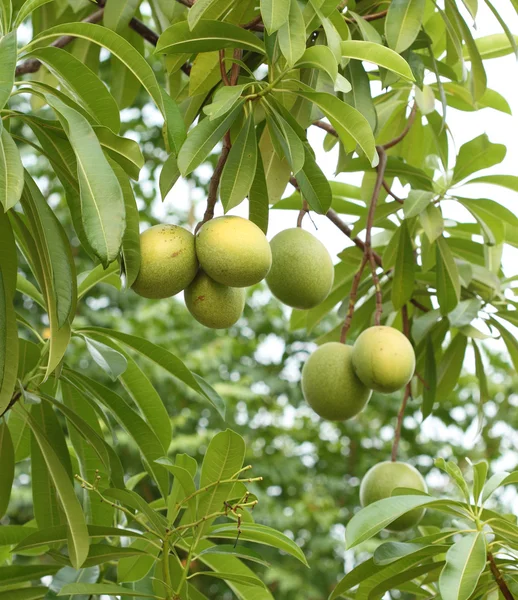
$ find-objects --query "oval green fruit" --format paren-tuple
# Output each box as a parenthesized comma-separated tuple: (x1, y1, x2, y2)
(196, 216, 272, 287)
(359, 461, 427, 531)
(184, 271, 245, 329)
(301, 342, 371, 421)
(352, 326, 415, 393)
(266, 228, 334, 309)
(132, 224, 198, 299)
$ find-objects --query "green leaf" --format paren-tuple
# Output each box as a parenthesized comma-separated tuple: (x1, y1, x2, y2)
(294, 147, 332, 214)
(248, 153, 269, 234)
(452, 134, 506, 184)
(470, 457, 488, 505)
(0, 421, 14, 518)
(77, 327, 225, 417)
(103, 0, 140, 32)
(84, 336, 128, 381)
(0, 564, 61, 585)
(159, 154, 180, 201)
(295, 91, 378, 167)
(198, 544, 270, 567)
(0, 589, 48, 600)
(0, 31, 16, 110)
(392, 220, 415, 310)
(261, 0, 289, 33)
(178, 104, 243, 176)
(470, 32, 518, 59)
(437, 333, 467, 398)
(341, 40, 415, 81)
(482, 471, 518, 504)
(435, 458, 471, 503)
(59, 584, 158, 598)
(404, 190, 434, 219)
(385, 0, 426, 53)
(67, 373, 169, 498)
(265, 107, 305, 174)
(448, 298, 481, 328)
(294, 45, 338, 83)
(21, 406, 89, 569)
(197, 429, 245, 534)
(0, 210, 17, 415)
(187, 0, 235, 30)
(439, 532, 486, 600)
(95, 127, 145, 181)
(0, 127, 24, 211)
(117, 534, 160, 583)
(103, 488, 168, 535)
(456, 197, 517, 246)
(46, 95, 125, 268)
(166, 452, 198, 522)
(436, 236, 460, 315)
(81, 544, 148, 568)
(155, 458, 197, 516)
(259, 125, 291, 203)
(156, 20, 265, 54)
(26, 47, 120, 132)
(77, 262, 120, 299)
(14, 524, 142, 552)
(483, 0, 518, 59)
(420, 204, 444, 243)
(464, 174, 518, 191)
(13, 0, 54, 28)
(203, 85, 246, 121)
(489, 318, 518, 372)
(220, 113, 257, 211)
(191, 571, 265, 587)
(345, 495, 460, 549)
(278, 0, 306, 66)
(209, 522, 308, 566)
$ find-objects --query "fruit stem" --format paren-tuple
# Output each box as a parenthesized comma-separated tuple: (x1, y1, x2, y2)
(340, 255, 368, 343)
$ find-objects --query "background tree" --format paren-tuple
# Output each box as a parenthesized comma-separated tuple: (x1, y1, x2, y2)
(0, 1, 518, 599)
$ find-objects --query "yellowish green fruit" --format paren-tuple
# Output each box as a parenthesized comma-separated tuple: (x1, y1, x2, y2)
(301, 342, 371, 421)
(132, 224, 198, 299)
(266, 228, 334, 309)
(359, 461, 427, 531)
(352, 326, 415, 394)
(196, 216, 272, 287)
(184, 271, 245, 329)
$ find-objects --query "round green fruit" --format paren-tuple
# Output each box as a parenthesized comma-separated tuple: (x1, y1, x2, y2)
(184, 271, 245, 329)
(352, 326, 415, 393)
(266, 228, 334, 309)
(195, 216, 272, 287)
(301, 342, 372, 421)
(132, 224, 198, 299)
(359, 461, 427, 531)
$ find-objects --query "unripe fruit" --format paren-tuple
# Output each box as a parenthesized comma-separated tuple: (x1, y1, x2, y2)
(266, 228, 334, 309)
(352, 326, 415, 394)
(184, 271, 245, 329)
(132, 225, 198, 299)
(196, 216, 272, 287)
(301, 342, 371, 421)
(360, 461, 427, 531)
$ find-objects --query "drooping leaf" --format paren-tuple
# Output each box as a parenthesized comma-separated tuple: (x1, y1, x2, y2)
(439, 532, 486, 600)
(260, 0, 289, 33)
(46, 95, 125, 267)
(452, 134, 506, 184)
(437, 333, 468, 398)
(0, 31, 16, 110)
(294, 147, 333, 214)
(341, 40, 415, 81)
(278, 0, 306, 66)
(248, 152, 269, 234)
(385, 0, 426, 53)
(0, 127, 24, 211)
(0, 421, 14, 518)
(84, 336, 128, 381)
(392, 220, 415, 310)
(436, 236, 460, 315)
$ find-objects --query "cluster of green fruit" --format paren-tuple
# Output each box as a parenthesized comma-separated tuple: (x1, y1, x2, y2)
(132, 215, 335, 327)
(302, 326, 426, 529)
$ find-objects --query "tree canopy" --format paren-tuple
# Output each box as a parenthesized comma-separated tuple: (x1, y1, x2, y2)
(1, 1, 518, 599)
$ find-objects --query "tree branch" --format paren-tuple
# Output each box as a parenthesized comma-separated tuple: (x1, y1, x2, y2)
(312, 120, 338, 137)
(341, 256, 368, 343)
(242, 15, 264, 31)
(382, 179, 404, 203)
(15, 8, 104, 76)
(488, 552, 515, 600)
(381, 103, 418, 150)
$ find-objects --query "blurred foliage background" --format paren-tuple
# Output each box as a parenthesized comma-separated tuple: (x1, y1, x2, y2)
(5, 86, 517, 599)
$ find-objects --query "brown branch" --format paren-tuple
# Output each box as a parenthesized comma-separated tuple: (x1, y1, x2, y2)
(340, 255, 368, 343)
(363, 9, 389, 21)
(230, 48, 242, 86)
(15, 8, 104, 76)
(312, 120, 338, 137)
(0, 391, 21, 418)
(410, 299, 430, 312)
(219, 49, 230, 86)
(488, 552, 514, 600)
(382, 180, 403, 204)
(297, 200, 309, 228)
(382, 103, 418, 150)
(326, 210, 383, 267)
(174, 0, 194, 7)
(242, 15, 264, 31)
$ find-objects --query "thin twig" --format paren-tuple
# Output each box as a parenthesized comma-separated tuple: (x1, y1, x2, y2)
(382, 180, 404, 204)
(382, 103, 418, 150)
(340, 256, 368, 343)
(410, 299, 430, 312)
(219, 49, 230, 86)
(326, 209, 383, 267)
(312, 120, 338, 137)
(345, 8, 389, 23)
(242, 15, 264, 30)
(230, 48, 242, 86)
(174, 0, 194, 7)
(488, 552, 515, 600)
(297, 200, 309, 227)
(15, 8, 104, 76)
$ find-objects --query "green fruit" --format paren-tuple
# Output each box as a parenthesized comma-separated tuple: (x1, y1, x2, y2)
(352, 326, 415, 394)
(196, 216, 272, 287)
(359, 461, 427, 531)
(132, 224, 198, 299)
(266, 228, 334, 309)
(184, 271, 245, 329)
(301, 342, 371, 421)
